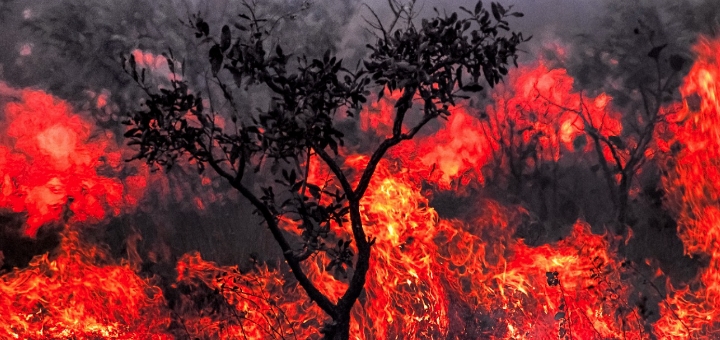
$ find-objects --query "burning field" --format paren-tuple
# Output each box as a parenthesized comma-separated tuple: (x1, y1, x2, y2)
(1, 0, 720, 339)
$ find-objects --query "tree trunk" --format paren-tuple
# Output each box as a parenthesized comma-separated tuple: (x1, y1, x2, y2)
(324, 312, 351, 340)
(614, 174, 631, 234)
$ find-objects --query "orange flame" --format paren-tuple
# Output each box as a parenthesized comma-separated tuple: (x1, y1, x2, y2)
(0, 229, 170, 339)
(655, 36, 720, 338)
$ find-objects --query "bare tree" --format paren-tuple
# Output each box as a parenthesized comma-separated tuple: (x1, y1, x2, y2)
(542, 41, 683, 229)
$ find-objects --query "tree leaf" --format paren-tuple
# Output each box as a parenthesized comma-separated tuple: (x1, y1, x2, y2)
(491, 2, 501, 21)
(129, 54, 138, 81)
(123, 128, 140, 138)
(209, 44, 223, 76)
(220, 25, 231, 52)
(462, 83, 484, 92)
(306, 183, 322, 200)
(328, 137, 339, 155)
(647, 43, 667, 60)
(290, 180, 304, 192)
(474, 1, 483, 15)
(196, 19, 209, 37)
(608, 135, 626, 150)
(669, 54, 685, 72)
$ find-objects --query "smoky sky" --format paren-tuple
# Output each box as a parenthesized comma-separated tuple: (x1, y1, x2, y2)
(347, 0, 604, 55)
(360, 0, 603, 31)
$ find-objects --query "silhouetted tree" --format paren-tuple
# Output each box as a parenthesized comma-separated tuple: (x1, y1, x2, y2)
(123, 0, 527, 338)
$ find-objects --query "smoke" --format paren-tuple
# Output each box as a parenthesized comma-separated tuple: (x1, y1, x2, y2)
(1, 0, 720, 337)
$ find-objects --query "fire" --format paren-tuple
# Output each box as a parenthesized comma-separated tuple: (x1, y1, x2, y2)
(0, 229, 170, 339)
(352, 158, 448, 339)
(487, 63, 622, 163)
(294, 152, 640, 338)
(130, 49, 181, 81)
(435, 207, 642, 339)
(414, 109, 494, 189)
(0, 72, 641, 338)
(172, 252, 323, 339)
(377, 62, 623, 193)
(0, 89, 141, 237)
(5, 35, 720, 339)
(654, 36, 720, 338)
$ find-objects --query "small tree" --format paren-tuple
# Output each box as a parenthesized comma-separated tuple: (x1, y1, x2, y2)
(551, 41, 684, 229)
(123, 1, 527, 338)
(560, 2, 693, 228)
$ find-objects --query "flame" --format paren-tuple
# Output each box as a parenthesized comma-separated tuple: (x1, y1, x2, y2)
(295, 152, 640, 338)
(6, 35, 720, 339)
(172, 252, 323, 339)
(0, 89, 143, 237)
(352, 158, 448, 338)
(488, 63, 622, 163)
(371, 62, 624, 193)
(0, 229, 171, 339)
(414, 108, 494, 189)
(654, 36, 720, 338)
(438, 218, 643, 339)
(131, 49, 181, 81)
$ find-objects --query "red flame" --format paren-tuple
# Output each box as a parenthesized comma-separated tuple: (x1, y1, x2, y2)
(0, 229, 170, 339)
(4, 35, 720, 339)
(490, 63, 622, 159)
(654, 36, 720, 338)
(377, 62, 623, 192)
(173, 252, 324, 339)
(291, 153, 639, 338)
(0, 89, 143, 237)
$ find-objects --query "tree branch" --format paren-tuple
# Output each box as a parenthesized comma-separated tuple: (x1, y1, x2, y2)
(335, 200, 372, 315)
(312, 146, 355, 200)
(205, 158, 338, 317)
(355, 87, 416, 198)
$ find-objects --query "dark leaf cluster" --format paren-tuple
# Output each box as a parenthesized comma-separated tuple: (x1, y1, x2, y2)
(364, 1, 528, 117)
(123, 54, 212, 173)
